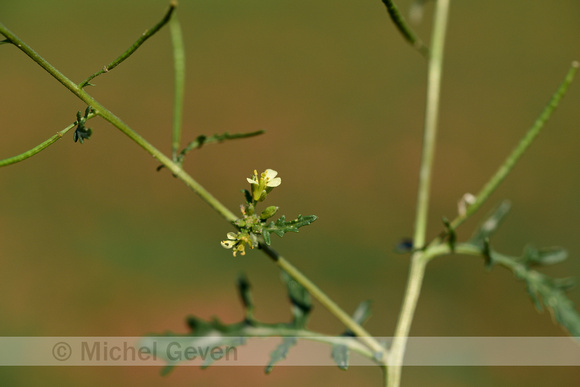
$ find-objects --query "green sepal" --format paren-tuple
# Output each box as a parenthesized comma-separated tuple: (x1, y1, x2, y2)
(260, 206, 278, 220)
(242, 189, 253, 204)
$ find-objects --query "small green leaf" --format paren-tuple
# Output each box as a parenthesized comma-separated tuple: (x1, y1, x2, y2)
(242, 189, 253, 204)
(237, 273, 254, 321)
(350, 300, 372, 327)
(475, 243, 580, 338)
(331, 343, 349, 370)
(73, 108, 93, 144)
(442, 217, 456, 252)
(266, 337, 297, 374)
(525, 281, 543, 312)
(281, 271, 312, 328)
(264, 214, 317, 240)
(260, 206, 279, 220)
(331, 300, 372, 370)
(469, 200, 511, 248)
(262, 229, 271, 246)
(160, 365, 174, 376)
(551, 277, 576, 292)
(522, 245, 568, 267)
(73, 127, 92, 143)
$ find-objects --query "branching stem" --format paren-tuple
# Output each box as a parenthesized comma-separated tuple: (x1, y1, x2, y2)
(388, 1, 450, 386)
(0, 7, 382, 361)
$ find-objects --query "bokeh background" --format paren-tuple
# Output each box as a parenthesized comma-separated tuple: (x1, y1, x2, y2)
(1, 0, 580, 385)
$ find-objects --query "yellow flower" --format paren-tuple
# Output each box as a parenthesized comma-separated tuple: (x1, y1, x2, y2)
(220, 231, 258, 257)
(221, 232, 239, 249)
(247, 169, 282, 202)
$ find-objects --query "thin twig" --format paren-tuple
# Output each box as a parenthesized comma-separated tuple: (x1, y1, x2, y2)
(79, 1, 177, 88)
(170, 14, 186, 161)
(381, 0, 429, 58)
(0, 113, 97, 167)
(260, 243, 388, 358)
(448, 61, 580, 231)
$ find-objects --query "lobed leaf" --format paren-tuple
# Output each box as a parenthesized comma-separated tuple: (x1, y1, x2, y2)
(262, 214, 317, 245)
(467, 243, 580, 338)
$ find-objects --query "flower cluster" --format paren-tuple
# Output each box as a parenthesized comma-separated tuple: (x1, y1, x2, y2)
(220, 231, 259, 257)
(220, 169, 281, 256)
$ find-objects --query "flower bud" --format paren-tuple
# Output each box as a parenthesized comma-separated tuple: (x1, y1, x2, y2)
(260, 206, 279, 220)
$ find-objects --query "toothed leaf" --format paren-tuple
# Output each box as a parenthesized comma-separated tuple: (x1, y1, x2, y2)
(265, 337, 297, 374)
(263, 214, 317, 244)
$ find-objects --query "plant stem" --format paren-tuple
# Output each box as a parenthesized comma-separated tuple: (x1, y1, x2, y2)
(380, 0, 429, 58)
(0, 22, 236, 223)
(170, 14, 186, 160)
(0, 113, 93, 167)
(388, 1, 451, 386)
(79, 2, 177, 88)
(260, 243, 387, 358)
(448, 61, 580, 231)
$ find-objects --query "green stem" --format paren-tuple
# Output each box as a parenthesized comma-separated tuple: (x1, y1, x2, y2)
(260, 244, 387, 358)
(0, 23, 85, 97)
(448, 61, 579, 231)
(241, 327, 376, 359)
(170, 14, 186, 160)
(381, 0, 429, 58)
(178, 130, 265, 162)
(79, 1, 177, 88)
(411, 3, 449, 250)
(388, 1, 451, 386)
(0, 112, 94, 167)
(0, 21, 236, 224)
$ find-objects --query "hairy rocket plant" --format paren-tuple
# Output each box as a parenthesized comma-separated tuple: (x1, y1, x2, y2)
(1, 1, 579, 386)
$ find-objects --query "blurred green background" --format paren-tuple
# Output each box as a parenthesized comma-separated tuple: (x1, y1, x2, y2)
(1, 0, 580, 385)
